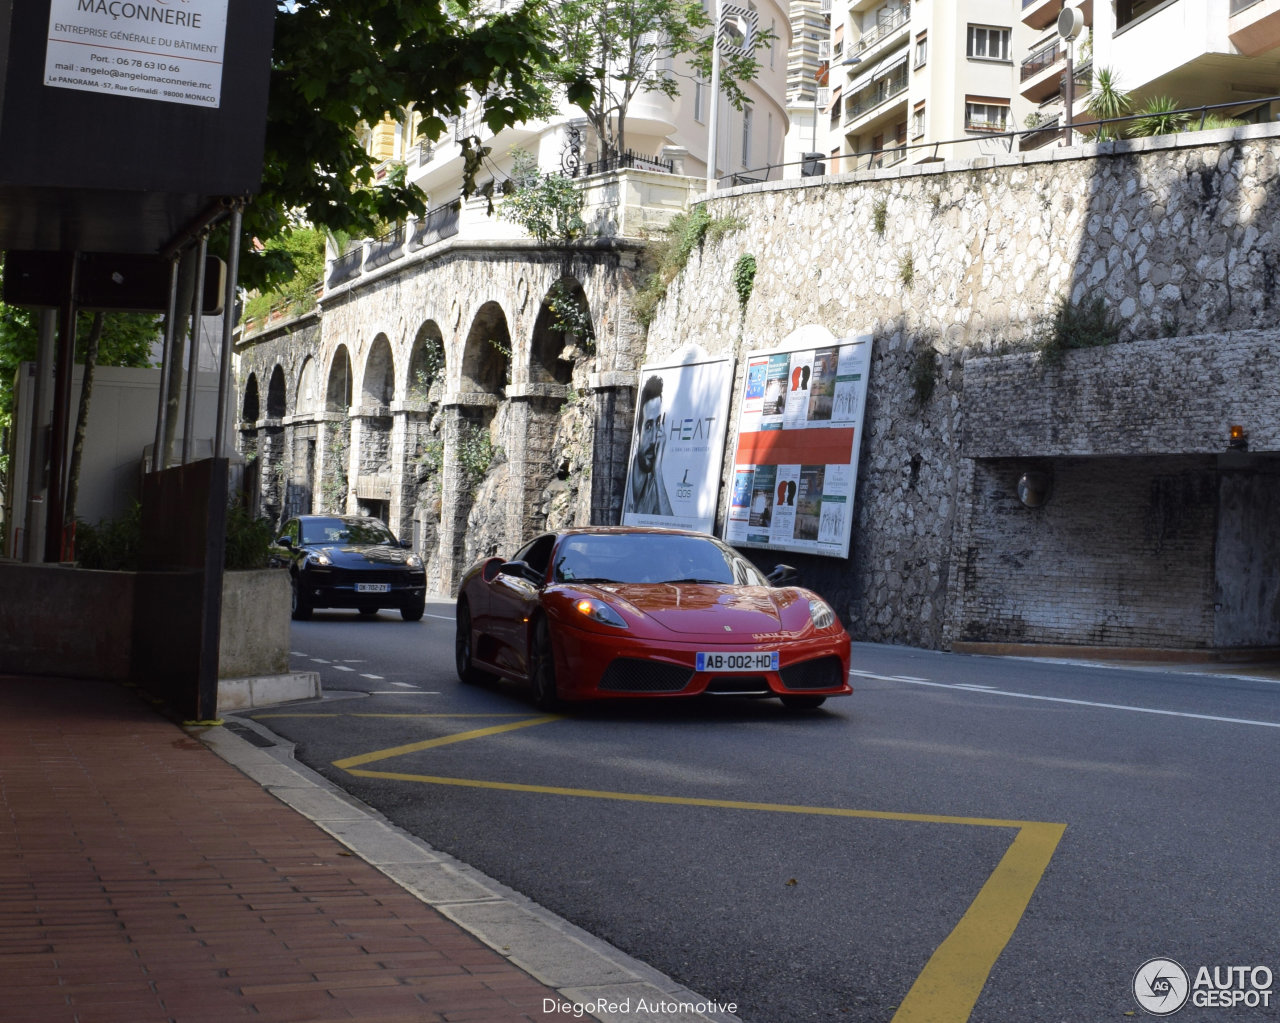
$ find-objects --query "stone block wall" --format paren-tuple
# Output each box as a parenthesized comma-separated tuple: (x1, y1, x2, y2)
(643, 124, 1280, 650)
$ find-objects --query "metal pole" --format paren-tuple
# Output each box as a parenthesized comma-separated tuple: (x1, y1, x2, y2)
(44, 253, 78, 563)
(706, 0, 722, 193)
(182, 235, 209, 464)
(214, 202, 244, 459)
(22, 310, 57, 562)
(1063, 45, 1074, 147)
(153, 256, 181, 473)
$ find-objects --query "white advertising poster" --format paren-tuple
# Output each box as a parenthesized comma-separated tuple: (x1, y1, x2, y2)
(621, 351, 735, 534)
(45, 0, 229, 109)
(723, 331, 871, 559)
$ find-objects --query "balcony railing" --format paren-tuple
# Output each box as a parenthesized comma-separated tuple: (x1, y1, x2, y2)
(854, 6, 908, 54)
(846, 65, 909, 120)
(326, 247, 363, 289)
(1021, 41, 1063, 81)
(1231, 0, 1263, 12)
(412, 202, 461, 248)
(365, 224, 405, 271)
(577, 150, 674, 177)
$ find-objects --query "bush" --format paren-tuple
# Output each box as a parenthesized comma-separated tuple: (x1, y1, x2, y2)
(76, 503, 143, 570)
(224, 504, 276, 570)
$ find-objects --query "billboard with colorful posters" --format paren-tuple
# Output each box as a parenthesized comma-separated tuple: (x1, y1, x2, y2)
(723, 330, 871, 559)
(621, 349, 735, 533)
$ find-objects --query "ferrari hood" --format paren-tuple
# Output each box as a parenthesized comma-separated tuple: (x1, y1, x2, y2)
(603, 583, 798, 635)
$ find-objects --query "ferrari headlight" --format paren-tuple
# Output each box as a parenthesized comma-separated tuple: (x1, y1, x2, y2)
(308, 551, 332, 567)
(405, 554, 423, 569)
(808, 598, 835, 630)
(573, 598, 628, 629)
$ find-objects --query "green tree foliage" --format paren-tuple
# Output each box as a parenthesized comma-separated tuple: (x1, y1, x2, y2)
(241, 226, 328, 323)
(546, 0, 773, 160)
(1128, 96, 1191, 138)
(239, 0, 589, 293)
(1085, 66, 1131, 141)
(498, 150, 585, 242)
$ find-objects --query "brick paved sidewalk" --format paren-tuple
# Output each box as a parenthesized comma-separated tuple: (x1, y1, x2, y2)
(0, 675, 567, 1023)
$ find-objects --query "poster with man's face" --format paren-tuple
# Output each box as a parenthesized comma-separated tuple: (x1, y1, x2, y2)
(621, 354, 734, 533)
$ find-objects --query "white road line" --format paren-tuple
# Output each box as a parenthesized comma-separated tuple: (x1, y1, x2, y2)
(310, 658, 329, 664)
(361, 674, 385, 680)
(425, 613, 453, 622)
(369, 691, 441, 695)
(332, 665, 355, 672)
(869, 673, 1280, 729)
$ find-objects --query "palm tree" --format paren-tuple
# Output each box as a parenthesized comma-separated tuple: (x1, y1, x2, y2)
(1085, 66, 1131, 140)
(1128, 96, 1191, 138)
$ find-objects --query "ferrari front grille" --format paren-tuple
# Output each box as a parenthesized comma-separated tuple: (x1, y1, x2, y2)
(598, 658, 693, 693)
(780, 656, 845, 691)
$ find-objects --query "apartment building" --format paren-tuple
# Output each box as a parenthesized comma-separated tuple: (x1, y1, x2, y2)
(366, 0, 796, 207)
(825, 1, 1036, 170)
(823, 0, 1280, 174)
(783, 0, 834, 170)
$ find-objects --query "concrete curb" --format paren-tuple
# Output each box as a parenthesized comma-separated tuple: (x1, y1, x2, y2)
(198, 714, 742, 1023)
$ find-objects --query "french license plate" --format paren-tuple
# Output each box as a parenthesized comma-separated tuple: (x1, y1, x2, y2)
(696, 650, 779, 673)
(356, 582, 390, 593)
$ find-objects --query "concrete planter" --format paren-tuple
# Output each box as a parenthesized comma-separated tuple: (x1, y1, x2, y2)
(217, 568, 320, 713)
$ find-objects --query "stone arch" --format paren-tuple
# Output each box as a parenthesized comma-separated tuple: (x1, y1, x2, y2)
(266, 364, 287, 419)
(326, 345, 353, 411)
(529, 276, 593, 386)
(406, 320, 446, 402)
(460, 301, 511, 396)
(296, 357, 320, 416)
(362, 334, 395, 409)
(242, 372, 260, 422)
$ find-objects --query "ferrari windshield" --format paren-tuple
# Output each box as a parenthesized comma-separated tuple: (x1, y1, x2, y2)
(301, 517, 397, 546)
(553, 533, 769, 586)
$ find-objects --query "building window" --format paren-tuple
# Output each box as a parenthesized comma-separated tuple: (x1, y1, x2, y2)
(694, 79, 705, 123)
(742, 107, 752, 166)
(967, 25, 1011, 62)
(965, 100, 1009, 133)
(914, 31, 927, 68)
(911, 103, 925, 139)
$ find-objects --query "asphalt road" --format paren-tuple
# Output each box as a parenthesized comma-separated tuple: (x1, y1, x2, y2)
(241, 599, 1280, 1023)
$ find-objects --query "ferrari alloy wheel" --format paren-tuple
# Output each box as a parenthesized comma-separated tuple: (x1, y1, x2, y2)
(530, 617, 560, 711)
(455, 601, 483, 683)
(780, 695, 826, 711)
(290, 577, 312, 621)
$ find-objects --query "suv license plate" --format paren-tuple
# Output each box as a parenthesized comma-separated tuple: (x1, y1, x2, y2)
(357, 582, 390, 593)
(696, 651, 779, 672)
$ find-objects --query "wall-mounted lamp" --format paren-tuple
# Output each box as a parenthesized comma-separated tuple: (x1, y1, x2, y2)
(1227, 425, 1248, 450)
(1017, 468, 1053, 509)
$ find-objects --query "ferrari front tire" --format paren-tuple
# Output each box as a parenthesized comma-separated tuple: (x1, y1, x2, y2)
(530, 617, 560, 711)
(455, 601, 485, 683)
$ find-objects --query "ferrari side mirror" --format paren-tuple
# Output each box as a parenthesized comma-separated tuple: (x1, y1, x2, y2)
(767, 564, 798, 587)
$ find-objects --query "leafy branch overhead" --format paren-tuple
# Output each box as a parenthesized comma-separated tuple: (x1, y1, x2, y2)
(241, 0, 589, 292)
(546, 0, 774, 160)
